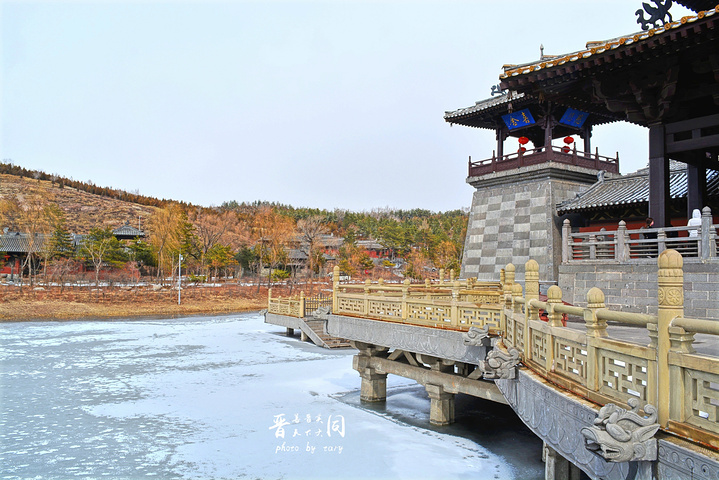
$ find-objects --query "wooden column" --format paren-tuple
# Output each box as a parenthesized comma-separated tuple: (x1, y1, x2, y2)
(580, 124, 592, 155)
(496, 127, 507, 159)
(648, 124, 670, 227)
(686, 161, 706, 219)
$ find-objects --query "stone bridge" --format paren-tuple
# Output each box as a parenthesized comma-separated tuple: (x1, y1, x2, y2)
(266, 254, 719, 480)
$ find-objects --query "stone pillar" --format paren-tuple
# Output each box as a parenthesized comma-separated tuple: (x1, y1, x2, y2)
(701, 206, 713, 259)
(300, 330, 308, 342)
(360, 368, 387, 403)
(544, 444, 581, 480)
(353, 343, 388, 403)
(657, 249, 684, 427)
(425, 384, 455, 426)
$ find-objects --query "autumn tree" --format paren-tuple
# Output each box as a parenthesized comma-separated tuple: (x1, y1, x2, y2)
(148, 204, 189, 282)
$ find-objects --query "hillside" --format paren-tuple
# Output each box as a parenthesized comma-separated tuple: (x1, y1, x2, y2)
(0, 173, 159, 234)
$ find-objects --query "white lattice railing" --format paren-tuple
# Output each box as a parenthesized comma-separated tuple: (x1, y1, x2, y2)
(561, 207, 719, 263)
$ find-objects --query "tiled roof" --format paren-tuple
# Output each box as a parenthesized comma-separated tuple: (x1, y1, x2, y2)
(556, 162, 719, 213)
(444, 92, 526, 120)
(0, 233, 49, 253)
(113, 224, 145, 237)
(501, 5, 719, 80)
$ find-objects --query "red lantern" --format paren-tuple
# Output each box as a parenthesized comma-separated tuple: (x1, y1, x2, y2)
(563, 136, 574, 144)
(518, 136, 529, 145)
(518, 147, 527, 153)
(562, 146, 571, 153)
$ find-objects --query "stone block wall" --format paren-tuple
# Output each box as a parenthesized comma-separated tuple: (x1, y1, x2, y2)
(558, 262, 719, 318)
(461, 163, 601, 282)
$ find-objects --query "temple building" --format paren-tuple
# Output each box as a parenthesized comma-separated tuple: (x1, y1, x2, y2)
(447, 2, 719, 284)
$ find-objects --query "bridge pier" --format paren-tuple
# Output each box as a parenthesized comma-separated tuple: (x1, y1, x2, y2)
(543, 444, 581, 480)
(286, 327, 294, 337)
(426, 384, 455, 426)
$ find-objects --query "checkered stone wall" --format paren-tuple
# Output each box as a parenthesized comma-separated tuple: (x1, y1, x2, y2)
(461, 165, 599, 282)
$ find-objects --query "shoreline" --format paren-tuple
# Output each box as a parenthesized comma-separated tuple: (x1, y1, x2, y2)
(0, 284, 269, 322)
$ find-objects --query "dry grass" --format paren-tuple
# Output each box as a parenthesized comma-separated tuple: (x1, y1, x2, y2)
(0, 284, 269, 321)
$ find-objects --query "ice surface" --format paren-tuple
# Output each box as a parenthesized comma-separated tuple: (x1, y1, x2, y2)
(0, 313, 543, 479)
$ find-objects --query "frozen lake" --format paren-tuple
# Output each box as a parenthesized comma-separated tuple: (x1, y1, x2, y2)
(0, 312, 544, 479)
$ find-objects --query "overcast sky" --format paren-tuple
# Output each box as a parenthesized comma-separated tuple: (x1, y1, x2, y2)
(1, 1, 696, 212)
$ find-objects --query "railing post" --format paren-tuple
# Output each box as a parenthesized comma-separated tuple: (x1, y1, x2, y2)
(512, 283, 524, 352)
(439, 268, 445, 284)
(449, 269, 455, 282)
(512, 283, 524, 314)
(562, 219, 571, 263)
(424, 278, 431, 299)
(363, 279, 371, 316)
(701, 206, 712, 259)
(545, 285, 563, 372)
(504, 263, 515, 307)
(332, 265, 340, 313)
(658, 230, 667, 255)
(616, 220, 627, 261)
(300, 291, 305, 318)
(546, 285, 563, 328)
(657, 249, 684, 428)
(589, 234, 597, 260)
(524, 259, 539, 363)
(584, 287, 607, 392)
(668, 324, 696, 424)
(451, 281, 460, 328)
(402, 279, 410, 321)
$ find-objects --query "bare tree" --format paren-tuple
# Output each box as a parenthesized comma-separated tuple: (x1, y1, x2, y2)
(297, 216, 329, 280)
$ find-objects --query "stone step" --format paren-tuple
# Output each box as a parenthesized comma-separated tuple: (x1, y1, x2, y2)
(303, 319, 350, 349)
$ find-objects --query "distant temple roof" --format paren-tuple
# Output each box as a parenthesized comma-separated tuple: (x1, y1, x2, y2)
(556, 162, 719, 214)
(0, 232, 49, 253)
(113, 223, 145, 239)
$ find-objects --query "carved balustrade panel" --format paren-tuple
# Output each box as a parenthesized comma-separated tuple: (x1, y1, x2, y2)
(457, 306, 502, 330)
(406, 301, 452, 327)
(598, 350, 650, 404)
(553, 337, 588, 385)
(530, 327, 548, 365)
(684, 367, 719, 435)
(367, 299, 402, 320)
(337, 296, 365, 315)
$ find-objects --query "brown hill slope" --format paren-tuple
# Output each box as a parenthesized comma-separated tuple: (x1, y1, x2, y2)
(0, 173, 159, 234)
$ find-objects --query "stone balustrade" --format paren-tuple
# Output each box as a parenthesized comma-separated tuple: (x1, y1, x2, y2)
(562, 206, 718, 263)
(504, 251, 719, 449)
(330, 267, 504, 332)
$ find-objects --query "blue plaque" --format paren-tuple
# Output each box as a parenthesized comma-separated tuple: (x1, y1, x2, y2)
(559, 108, 589, 128)
(501, 109, 535, 131)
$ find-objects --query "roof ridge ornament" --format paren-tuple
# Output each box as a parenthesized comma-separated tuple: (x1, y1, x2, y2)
(635, 0, 673, 31)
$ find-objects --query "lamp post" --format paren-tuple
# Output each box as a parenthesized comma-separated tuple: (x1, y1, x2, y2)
(178, 253, 183, 305)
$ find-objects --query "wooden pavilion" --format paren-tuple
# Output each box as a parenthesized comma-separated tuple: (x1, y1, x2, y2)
(498, 1, 719, 227)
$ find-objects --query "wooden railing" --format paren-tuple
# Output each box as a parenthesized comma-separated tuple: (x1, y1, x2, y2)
(468, 145, 619, 178)
(504, 253, 718, 449)
(562, 207, 718, 263)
